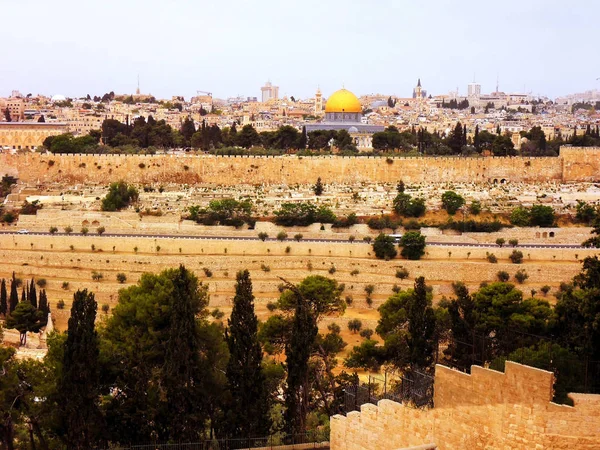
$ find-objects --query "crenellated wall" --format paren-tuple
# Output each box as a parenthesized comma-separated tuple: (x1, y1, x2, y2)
(1, 147, 599, 185)
(331, 362, 600, 450)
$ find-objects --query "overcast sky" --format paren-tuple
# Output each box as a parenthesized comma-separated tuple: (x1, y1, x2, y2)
(2, 0, 599, 100)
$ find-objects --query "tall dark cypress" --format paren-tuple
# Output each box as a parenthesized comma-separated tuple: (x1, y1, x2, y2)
(57, 289, 104, 449)
(224, 270, 270, 439)
(0, 279, 7, 316)
(474, 124, 480, 152)
(29, 279, 37, 309)
(21, 287, 26, 304)
(38, 289, 49, 315)
(163, 265, 202, 441)
(9, 273, 18, 313)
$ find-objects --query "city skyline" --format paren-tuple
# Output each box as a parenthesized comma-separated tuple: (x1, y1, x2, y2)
(2, 0, 599, 100)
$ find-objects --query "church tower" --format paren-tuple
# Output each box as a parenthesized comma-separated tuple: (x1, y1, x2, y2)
(315, 87, 323, 115)
(413, 78, 422, 100)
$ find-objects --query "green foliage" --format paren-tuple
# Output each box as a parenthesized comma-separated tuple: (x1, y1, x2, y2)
(359, 329, 374, 339)
(510, 205, 555, 227)
(441, 191, 465, 215)
(188, 198, 253, 227)
(393, 193, 426, 217)
(395, 267, 409, 279)
(101, 181, 139, 211)
(49, 226, 58, 234)
(497, 271, 510, 282)
(509, 250, 524, 264)
(116, 273, 127, 283)
(276, 231, 288, 241)
(6, 302, 46, 345)
(344, 339, 385, 371)
(372, 233, 398, 260)
(514, 270, 528, 284)
(469, 200, 482, 215)
(399, 231, 426, 260)
(510, 207, 531, 227)
(294, 233, 303, 241)
(44, 132, 100, 153)
(367, 215, 400, 230)
(347, 318, 362, 333)
(575, 200, 597, 224)
(508, 239, 519, 247)
(258, 232, 268, 241)
(313, 177, 324, 196)
(274, 202, 336, 226)
(496, 238, 505, 247)
(486, 252, 498, 263)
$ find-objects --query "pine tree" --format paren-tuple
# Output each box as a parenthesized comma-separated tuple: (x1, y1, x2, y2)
(313, 177, 324, 196)
(448, 122, 464, 153)
(9, 273, 18, 313)
(0, 279, 6, 316)
(180, 117, 196, 146)
(57, 289, 104, 449)
(163, 265, 203, 441)
(29, 279, 37, 309)
(407, 277, 436, 373)
(224, 270, 270, 439)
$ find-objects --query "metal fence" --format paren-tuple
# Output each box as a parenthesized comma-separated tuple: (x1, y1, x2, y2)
(108, 432, 329, 450)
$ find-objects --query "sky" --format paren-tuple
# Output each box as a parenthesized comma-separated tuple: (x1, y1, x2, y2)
(1, 0, 599, 101)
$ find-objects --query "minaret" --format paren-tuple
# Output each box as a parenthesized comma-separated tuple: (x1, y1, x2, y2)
(315, 87, 323, 115)
(136, 74, 141, 95)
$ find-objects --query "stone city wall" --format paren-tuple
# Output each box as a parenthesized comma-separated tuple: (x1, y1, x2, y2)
(2, 147, 599, 185)
(331, 362, 600, 450)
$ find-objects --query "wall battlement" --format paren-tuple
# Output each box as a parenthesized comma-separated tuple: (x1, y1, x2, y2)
(331, 361, 600, 450)
(1, 147, 599, 185)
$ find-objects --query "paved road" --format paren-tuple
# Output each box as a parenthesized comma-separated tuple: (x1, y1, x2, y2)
(0, 231, 587, 249)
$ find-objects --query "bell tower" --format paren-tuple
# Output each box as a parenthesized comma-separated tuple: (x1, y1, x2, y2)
(315, 87, 323, 115)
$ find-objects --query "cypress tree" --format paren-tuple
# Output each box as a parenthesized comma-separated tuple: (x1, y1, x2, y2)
(463, 124, 468, 147)
(163, 265, 203, 441)
(0, 279, 6, 316)
(298, 125, 307, 149)
(9, 273, 18, 313)
(29, 278, 37, 309)
(284, 292, 318, 435)
(38, 289, 49, 315)
(224, 270, 270, 439)
(21, 287, 26, 304)
(57, 289, 104, 449)
(407, 277, 436, 373)
(474, 124, 480, 152)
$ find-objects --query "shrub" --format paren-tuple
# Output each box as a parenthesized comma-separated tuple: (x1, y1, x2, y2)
(403, 218, 421, 230)
(91, 271, 103, 281)
(509, 250, 524, 264)
(510, 206, 531, 227)
(393, 193, 426, 217)
(392, 284, 401, 293)
(345, 295, 353, 306)
(202, 267, 213, 277)
(540, 285, 551, 296)
(81, 227, 89, 235)
(359, 329, 374, 339)
(102, 304, 110, 314)
(469, 200, 482, 215)
(211, 308, 225, 320)
(530, 204, 555, 227)
(514, 269, 529, 284)
(496, 238, 505, 247)
(61, 281, 69, 290)
(328, 265, 336, 274)
(395, 267, 409, 279)
(350, 269, 360, 276)
(441, 191, 465, 215)
(508, 239, 519, 247)
(36, 278, 47, 288)
(57, 299, 65, 309)
(366, 296, 373, 307)
(116, 273, 127, 283)
(348, 318, 362, 333)
(332, 213, 359, 228)
(273, 201, 335, 226)
(276, 231, 288, 241)
(497, 271, 510, 282)
(285, 246, 291, 254)
(367, 215, 400, 230)
(258, 232, 268, 241)
(294, 233, 303, 241)
(372, 233, 398, 260)
(363, 236, 372, 243)
(97, 226, 106, 235)
(364, 284, 375, 296)
(348, 235, 355, 242)
(49, 226, 58, 234)
(486, 252, 498, 263)
(261, 264, 271, 272)
(101, 181, 139, 211)
(266, 302, 278, 312)
(328, 323, 341, 334)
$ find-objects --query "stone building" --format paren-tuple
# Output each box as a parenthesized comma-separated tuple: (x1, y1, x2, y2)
(0, 122, 69, 151)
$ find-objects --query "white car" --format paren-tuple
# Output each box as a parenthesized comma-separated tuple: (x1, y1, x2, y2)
(17, 229, 29, 234)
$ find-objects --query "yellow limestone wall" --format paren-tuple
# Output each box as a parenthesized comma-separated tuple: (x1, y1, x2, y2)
(1, 147, 599, 185)
(330, 362, 600, 450)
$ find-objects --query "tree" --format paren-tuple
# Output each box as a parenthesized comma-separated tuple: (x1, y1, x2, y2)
(348, 319, 362, 333)
(223, 270, 270, 438)
(313, 177, 324, 196)
(237, 125, 261, 149)
(510, 207, 531, 227)
(4, 108, 12, 122)
(444, 283, 476, 370)
(529, 205, 555, 227)
(101, 181, 139, 211)
(180, 117, 196, 146)
(0, 279, 7, 316)
(5, 302, 45, 345)
(28, 278, 37, 309)
(56, 289, 104, 449)
(372, 233, 398, 260)
(393, 193, 426, 217)
(447, 122, 464, 153)
(399, 232, 426, 260)
(441, 191, 465, 215)
(9, 273, 18, 314)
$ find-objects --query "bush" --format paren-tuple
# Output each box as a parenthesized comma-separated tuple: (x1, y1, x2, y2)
(57, 299, 66, 309)
(102, 304, 110, 314)
(64, 226, 73, 234)
(36, 278, 47, 288)
(285, 246, 291, 254)
(266, 302, 278, 312)
(403, 218, 421, 230)
(508, 239, 519, 247)
(392, 284, 401, 293)
(359, 328, 374, 339)
(350, 269, 360, 276)
(203, 267, 213, 277)
(276, 231, 288, 241)
(441, 191, 465, 215)
(348, 318, 362, 333)
(469, 200, 482, 215)
(497, 271, 510, 282)
(367, 215, 400, 231)
(294, 233, 303, 241)
(81, 227, 89, 235)
(273, 201, 335, 226)
(101, 181, 139, 211)
(509, 250, 524, 264)
(372, 233, 398, 260)
(261, 264, 271, 272)
(514, 269, 528, 284)
(362, 236, 372, 243)
(530, 204, 556, 227)
(332, 213, 359, 228)
(364, 284, 375, 296)
(211, 308, 225, 320)
(496, 238, 505, 247)
(540, 285, 551, 296)
(328, 265, 336, 274)
(116, 273, 127, 283)
(91, 271, 103, 281)
(188, 199, 254, 227)
(49, 226, 58, 234)
(393, 193, 426, 217)
(395, 267, 409, 279)
(441, 220, 503, 233)
(97, 226, 106, 235)
(486, 252, 498, 263)
(61, 281, 69, 290)
(345, 295, 353, 306)
(258, 232, 268, 241)
(399, 231, 426, 260)
(366, 296, 373, 307)
(348, 235, 355, 243)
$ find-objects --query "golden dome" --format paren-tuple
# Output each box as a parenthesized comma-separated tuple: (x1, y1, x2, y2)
(324, 88, 362, 113)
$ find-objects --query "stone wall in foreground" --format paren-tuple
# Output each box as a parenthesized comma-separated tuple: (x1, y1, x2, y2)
(331, 362, 600, 450)
(1, 147, 599, 185)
